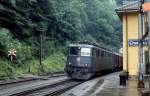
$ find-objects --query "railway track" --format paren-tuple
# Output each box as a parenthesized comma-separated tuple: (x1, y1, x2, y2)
(0, 73, 65, 86)
(10, 79, 83, 96)
(0, 73, 83, 96)
(0, 77, 38, 86)
(0, 73, 69, 96)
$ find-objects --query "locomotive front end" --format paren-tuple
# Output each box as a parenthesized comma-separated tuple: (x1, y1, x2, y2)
(65, 44, 93, 80)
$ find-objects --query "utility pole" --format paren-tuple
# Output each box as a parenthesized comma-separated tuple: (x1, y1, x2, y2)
(142, 0, 150, 92)
(145, 0, 150, 92)
(37, 29, 44, 74)
(138, 0, 145, 88)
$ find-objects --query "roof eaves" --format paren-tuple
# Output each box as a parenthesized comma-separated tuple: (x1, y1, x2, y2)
(116, 1, 139, 13)
(116, 9, 138, 13)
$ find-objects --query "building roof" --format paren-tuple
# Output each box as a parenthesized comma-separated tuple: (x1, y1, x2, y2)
(116, 1, 139, 13)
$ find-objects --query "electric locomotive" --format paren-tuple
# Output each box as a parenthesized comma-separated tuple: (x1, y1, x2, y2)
(65, 43, 122, 80)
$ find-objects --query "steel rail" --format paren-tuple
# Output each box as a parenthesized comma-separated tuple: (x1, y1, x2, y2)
(10, 79, 83, 96)
(0, 73, 65, 86)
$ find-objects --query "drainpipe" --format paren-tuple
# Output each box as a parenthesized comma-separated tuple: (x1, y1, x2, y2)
(138, 0, 145, 88)
(125, 13, 129, 73)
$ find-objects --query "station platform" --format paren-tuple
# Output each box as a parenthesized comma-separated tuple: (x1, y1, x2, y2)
(94, 73, 150, 96)
(61, 72, 149, 96)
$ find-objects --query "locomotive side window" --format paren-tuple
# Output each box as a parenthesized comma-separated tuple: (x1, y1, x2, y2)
(108, 53, 111, 57)
(110, 54, 112, 58)
(97, 50, 100, 57)
(105, 53, 108, 57)
(92, 49, 97, 57)
(69, 47, 80, 55)
(101, 51, 104, 57)
(81, 48, 91, 56)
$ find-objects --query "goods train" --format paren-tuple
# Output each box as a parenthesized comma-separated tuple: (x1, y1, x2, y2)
(65, 43, 123, 80)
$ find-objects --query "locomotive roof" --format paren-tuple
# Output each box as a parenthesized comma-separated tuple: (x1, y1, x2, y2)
(69, 43, 113, 53)
(114, 52, 123, 56)
(69, 43, 122, 56)
(69, 44, 94, 48)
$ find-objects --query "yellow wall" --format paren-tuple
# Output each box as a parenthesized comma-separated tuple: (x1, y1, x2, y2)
(122, 12, 148, 76)
(122, 13, 139, 75)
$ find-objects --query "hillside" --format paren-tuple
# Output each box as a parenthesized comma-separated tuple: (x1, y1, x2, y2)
(0, 0, 122, 78)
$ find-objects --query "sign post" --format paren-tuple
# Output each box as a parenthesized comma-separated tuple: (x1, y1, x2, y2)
(7, 48, 16, 76)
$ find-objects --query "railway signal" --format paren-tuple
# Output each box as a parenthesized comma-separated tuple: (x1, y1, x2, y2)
(137, 0, 150, 89)
(142, 2, 150, 12)
(8, 49, 16, 62)
(143, 0, 150, 93)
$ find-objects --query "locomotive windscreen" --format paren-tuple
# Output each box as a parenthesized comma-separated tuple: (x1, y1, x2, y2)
(69, 47, 91, 56)
(81, 48, 91, 56)
(69, 47, 80, 55)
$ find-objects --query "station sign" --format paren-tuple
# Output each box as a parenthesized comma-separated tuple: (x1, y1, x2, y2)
(128, 39, 148, 46)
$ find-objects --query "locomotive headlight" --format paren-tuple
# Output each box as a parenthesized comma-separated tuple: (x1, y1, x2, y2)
(69, 62, 71, 65)
(85, 64, 88, 66)
(76, 57, 80, 62)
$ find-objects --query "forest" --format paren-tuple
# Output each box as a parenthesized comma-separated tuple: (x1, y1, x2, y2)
(0, 0, 122, 78)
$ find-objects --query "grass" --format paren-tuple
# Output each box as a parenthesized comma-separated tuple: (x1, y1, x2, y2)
(42, 52, 66, 73)
(0, 51, 67, 79)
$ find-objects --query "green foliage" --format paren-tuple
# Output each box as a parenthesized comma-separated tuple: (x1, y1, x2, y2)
(43, 52, 66, 73)
(0, 0, 122, 47)
(115, 0, 122, 6)
(81, 0, 121, 48)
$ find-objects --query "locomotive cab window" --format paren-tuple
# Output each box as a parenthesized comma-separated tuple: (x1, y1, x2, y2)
(81, 48, 91, 56)
(69, 47, 80, 55)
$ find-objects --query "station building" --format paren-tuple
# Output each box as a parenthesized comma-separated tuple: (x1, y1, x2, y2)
(116, 1, 149, 76)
